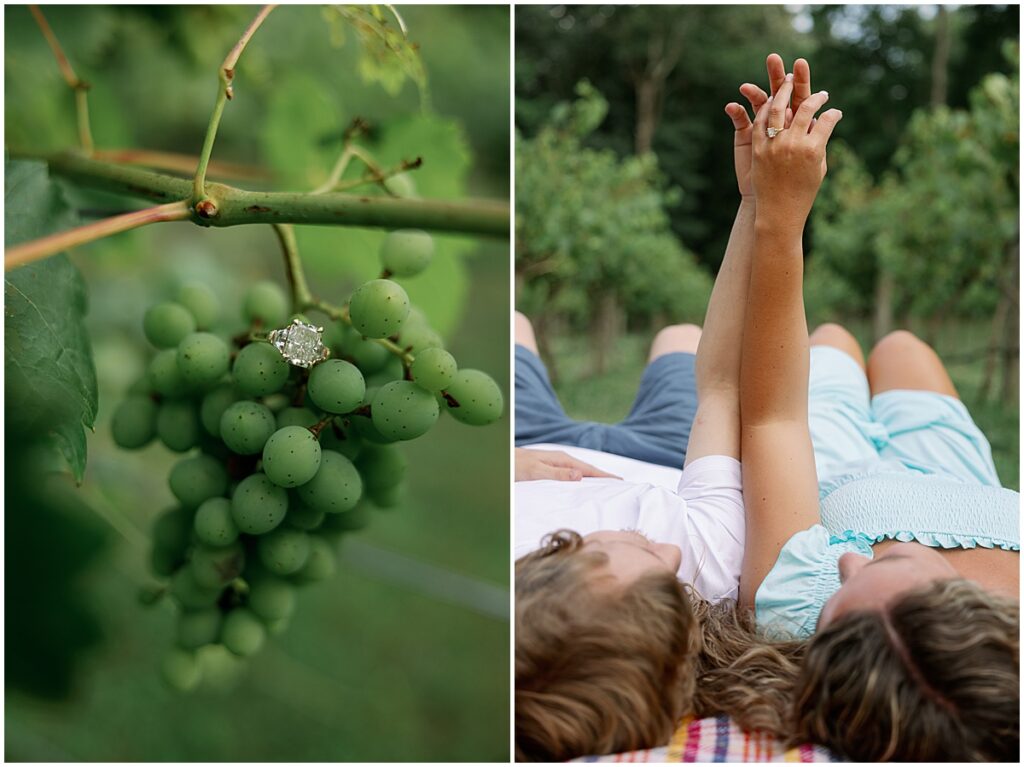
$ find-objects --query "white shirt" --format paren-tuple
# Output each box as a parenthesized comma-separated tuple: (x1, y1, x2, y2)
(515, 444, 745, 602)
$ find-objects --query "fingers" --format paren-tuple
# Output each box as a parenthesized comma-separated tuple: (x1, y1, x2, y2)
(766, 53, 786, 97)
(791, 90, 829, 133)
(792, 57, 811, 112)
(739, 83, 768, 114)
(811, 108, 844, 145)
(563, 455, 621, 479)
(548, 452, 621, 479)
(724, 102, 752, 131)
(768, 73, 793, 130)
(550, 467, 583, 481)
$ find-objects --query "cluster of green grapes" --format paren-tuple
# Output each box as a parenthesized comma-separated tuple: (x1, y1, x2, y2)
(111, 229, 503, 691)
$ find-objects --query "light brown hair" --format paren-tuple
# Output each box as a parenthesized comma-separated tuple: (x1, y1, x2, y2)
(515, 530, 805, 761)
(791, 578, 1020, 761)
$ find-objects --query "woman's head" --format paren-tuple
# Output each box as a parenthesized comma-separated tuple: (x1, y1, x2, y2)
(793, 578, 1019, 761)
(819, 542, 959, 628)
(515, 530, 698, 761)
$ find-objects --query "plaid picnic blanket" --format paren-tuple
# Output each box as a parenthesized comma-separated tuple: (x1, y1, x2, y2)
(574, 716, 842, 763)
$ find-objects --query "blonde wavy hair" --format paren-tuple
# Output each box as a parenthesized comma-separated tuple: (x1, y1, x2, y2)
(515, 530, 805, 761)
(792, 577, 1020, 761)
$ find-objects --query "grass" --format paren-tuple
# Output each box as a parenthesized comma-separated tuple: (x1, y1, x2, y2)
(544, 321, 1019, 491)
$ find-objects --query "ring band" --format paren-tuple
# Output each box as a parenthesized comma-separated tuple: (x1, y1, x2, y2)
(268, 319, 331, 368)
(766, 126, 781, 138)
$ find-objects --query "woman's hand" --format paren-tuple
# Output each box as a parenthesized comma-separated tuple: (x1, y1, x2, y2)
(725, 55, 814, 199)
(514, 448, 621, 482)
(750, 73, 842, 229)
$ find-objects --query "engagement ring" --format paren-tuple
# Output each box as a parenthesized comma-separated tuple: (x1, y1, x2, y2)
(766, 126, 781, 138)
(268, 318, 331, 368)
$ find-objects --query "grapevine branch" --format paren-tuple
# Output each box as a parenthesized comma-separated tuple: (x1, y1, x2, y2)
(193, 4, 277, 203)
(5, 201, 191, 269)
(271, 223, 313, 309)
(29, 5, 93, 153)
(4, 151, 508, 270)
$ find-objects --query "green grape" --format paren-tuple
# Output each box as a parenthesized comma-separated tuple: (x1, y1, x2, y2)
(357, 444, 407, 492)
(352, 412, 398, 445)
(144, 301, 196, 349)
(348, 279, 410, 339)
(322, 321, 350, 355)
(371, 380, 439, 441)
(308, 359, 365, 414)
(194, 498, 239, 546)
(293, 537, 336, 583)
(161, 647, 201, 692)
(398, 321, 444, 353)
(243, 281, 289, 327)
(149, 348, 188, 397)
(380, 229, 434, 277)
(319, 424, 363, 462)
(170, 567, 222, 610)
(410, 347, 456, 392)
(384, 172, 416, 198)
(111, 394, 158, 449)
(233, 342, 289, 397)
(177, 608, 222, 649)
(151, 507, 193, 577)
(177, 332, 230, 388)
(444, 369, 504, 426)
(341, 333, 391, 373)
(276, 407, 319, 430)
(157, 399, 202, 452)
(220, 401, 276, 455)
(286, 502, 325, 531)
(319, 501, 372, 537)
(178, 282, 219, 329)
(169, 454, 229, 509)
(262, 426, 321, 488)
(258, 528, 311, 575)
(200, 384, 237, 437)
(190, 542, 245, 589)
(196, 644, 246, 692)
(296, 450, 363, 514)
(231, 473, 288, 534)
(222, 608, 266, 657)
(247, 574, 296, 621)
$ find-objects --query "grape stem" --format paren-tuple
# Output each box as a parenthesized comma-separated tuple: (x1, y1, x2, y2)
(271, 224, 313, 309)
(29, 5, 93, 154)
(193, 4, 276, 204)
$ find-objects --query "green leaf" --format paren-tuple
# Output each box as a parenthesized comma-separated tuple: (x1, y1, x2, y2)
(327, 5, 429, 102)
(4, 160, 98, 482)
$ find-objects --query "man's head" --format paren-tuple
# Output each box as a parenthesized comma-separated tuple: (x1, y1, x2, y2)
(515, 530, 698, 761)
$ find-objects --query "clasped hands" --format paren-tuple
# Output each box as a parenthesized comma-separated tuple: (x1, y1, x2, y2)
(725, 53, 843, 226)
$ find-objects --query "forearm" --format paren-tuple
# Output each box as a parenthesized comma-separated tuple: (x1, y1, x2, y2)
(740, 221, 810, 424)
(694, 198, 757, 397)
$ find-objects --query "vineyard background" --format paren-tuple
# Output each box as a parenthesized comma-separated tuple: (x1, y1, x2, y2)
(5, 6, 509, 761)
(516, 5, 1019, 488)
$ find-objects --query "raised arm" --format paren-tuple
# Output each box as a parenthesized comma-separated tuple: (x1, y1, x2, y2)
(737, 75, 843, 608)
(684, 56, 813, 467)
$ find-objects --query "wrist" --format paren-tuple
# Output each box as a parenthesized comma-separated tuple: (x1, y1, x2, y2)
(754, 214, 805, 242)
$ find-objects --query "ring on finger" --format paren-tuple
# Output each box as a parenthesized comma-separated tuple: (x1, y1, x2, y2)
(766, 126, 782, 138)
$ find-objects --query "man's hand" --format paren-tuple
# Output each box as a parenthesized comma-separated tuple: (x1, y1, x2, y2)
(514, 448, 621, 483)
(724, 54, 814, 199)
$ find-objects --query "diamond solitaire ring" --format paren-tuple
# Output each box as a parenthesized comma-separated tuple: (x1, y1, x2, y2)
(268, 319, 331, 368)
(766, 126, 781, 138)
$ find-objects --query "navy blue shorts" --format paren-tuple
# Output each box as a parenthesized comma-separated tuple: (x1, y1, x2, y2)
(514, 345, 698, 469)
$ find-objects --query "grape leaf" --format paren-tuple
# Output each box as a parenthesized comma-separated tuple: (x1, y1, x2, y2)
(326, 5, 429, 102)
(4, 160, 98, 482)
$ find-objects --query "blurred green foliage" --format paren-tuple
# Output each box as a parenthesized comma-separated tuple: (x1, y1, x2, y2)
(5, 5, 509, 761)
(516, 82, 710, 374)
